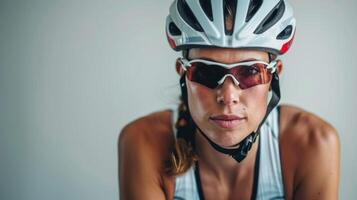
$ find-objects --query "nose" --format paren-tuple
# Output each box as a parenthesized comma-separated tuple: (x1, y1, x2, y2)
(216, 76, 241, 106)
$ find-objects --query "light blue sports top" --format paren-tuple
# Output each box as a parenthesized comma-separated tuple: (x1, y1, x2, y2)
(171, 106, 285, 200)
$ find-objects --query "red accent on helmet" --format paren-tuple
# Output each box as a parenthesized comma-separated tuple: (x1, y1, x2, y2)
(166, 32, 177, 49)
(280, 31, 295, 54)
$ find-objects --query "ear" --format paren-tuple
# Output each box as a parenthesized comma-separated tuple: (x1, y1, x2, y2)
(276, 59, 283, 76)
(175, 58, 184, 76)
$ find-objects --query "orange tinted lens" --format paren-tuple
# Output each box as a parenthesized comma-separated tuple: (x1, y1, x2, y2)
(233, 63, 272, 89)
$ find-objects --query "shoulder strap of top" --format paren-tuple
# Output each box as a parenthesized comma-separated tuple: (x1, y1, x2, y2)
(277, 105, 281, 132)
(255, 106, 285, 200)
(194, 162, 205, 200)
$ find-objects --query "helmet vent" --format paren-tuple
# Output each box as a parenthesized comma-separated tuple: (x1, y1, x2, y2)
(277, 25, 292, 40)
(177, 0, 204, 32)
(169, 22, 182, 36)
(246, 0, 263, 22)
(254, 0, 285, 34)
(199, 0, 213, 21)
(223, 0, 237, 35)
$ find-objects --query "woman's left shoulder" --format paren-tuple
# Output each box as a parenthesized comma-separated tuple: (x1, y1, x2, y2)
(278, 104, 340, 199)
(278, 104, 339, 150)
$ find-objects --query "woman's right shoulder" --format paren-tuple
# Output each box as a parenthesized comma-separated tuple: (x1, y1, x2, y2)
(119, 109, 175, 147)
(119, 109, 176, 167)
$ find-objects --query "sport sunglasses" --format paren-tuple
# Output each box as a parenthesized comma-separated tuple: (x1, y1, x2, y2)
(178, 58, 278, 89)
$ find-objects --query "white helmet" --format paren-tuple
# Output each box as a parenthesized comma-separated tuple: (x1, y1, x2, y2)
(166, 0, 296, 55)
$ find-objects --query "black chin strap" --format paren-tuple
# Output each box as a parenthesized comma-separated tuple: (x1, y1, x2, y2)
(179, 72, 281, 163)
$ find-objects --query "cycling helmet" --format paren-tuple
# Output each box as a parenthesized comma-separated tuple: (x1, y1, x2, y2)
(166, 0, 296, 55)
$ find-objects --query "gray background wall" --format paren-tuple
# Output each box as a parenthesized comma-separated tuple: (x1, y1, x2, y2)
(0, 0, 356, 199)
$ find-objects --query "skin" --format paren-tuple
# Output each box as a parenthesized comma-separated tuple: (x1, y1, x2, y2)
(119, 48, 340, 200)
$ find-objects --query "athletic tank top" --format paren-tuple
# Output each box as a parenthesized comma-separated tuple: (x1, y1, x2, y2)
(170, 106, 284, 200)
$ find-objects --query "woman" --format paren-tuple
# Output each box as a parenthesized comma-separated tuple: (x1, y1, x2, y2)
(119, 0, 340, 199)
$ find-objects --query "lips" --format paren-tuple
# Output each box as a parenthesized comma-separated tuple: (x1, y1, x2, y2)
(209, 114, 246, 129)
(210, 115, 244, 120)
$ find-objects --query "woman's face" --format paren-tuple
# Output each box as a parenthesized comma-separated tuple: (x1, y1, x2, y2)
(183, 48, 275, 147)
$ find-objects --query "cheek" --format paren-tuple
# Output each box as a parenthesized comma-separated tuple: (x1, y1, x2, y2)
(243, 84, 270, 126)
(243, 85, 269, 105)
(186, 80, 215, 122)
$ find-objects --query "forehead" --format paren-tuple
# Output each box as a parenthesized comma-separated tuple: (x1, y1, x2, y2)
(188, 48, 269, 63)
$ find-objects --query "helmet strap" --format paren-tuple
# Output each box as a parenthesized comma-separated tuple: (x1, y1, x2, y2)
(182, 50, 189, 59)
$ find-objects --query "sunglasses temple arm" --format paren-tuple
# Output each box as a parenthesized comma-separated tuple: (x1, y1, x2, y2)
(267, 61, 278, 73)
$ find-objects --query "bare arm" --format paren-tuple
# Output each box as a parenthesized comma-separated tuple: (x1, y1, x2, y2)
(293, 125, 340, 200)
(119, 123, 167, 200)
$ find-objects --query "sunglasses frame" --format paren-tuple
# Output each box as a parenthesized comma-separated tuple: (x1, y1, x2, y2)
(178, 57, 278, 89)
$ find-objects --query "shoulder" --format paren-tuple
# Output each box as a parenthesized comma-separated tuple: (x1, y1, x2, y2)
(279, 104, 339, 151)
(279, 104, 339, 145)
(119, 109, 174, 143)
(279, 104, 340, 199)
(119, 109, 175, 167)
(118, 109, 176, 199)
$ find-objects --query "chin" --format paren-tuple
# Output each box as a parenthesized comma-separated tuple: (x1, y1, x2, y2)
(207, 127, 251, 147)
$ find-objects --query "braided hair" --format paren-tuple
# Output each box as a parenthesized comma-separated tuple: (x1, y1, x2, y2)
(166, 96, 198, 175)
